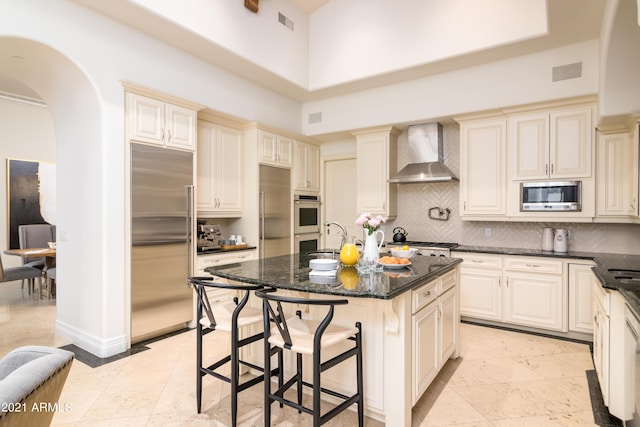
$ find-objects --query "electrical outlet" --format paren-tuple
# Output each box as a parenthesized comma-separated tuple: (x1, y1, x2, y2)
(484, 228, 491, 237)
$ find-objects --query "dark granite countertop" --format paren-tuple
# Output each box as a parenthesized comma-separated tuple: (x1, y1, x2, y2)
(197, 245, 257, 256)
(204, 252, 462, 300)
(452, 244, 640, 317)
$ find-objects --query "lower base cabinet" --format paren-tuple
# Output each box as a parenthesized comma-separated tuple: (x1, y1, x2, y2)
(195, 250, 257, 301)
(456, 252, 578, 335)
(412, 270, 458, 405)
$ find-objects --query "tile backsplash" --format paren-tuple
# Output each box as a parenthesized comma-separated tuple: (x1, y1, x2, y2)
(385, 123, 640, 255)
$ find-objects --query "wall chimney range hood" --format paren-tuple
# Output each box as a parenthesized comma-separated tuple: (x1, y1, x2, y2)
(388, 123, 458, 183)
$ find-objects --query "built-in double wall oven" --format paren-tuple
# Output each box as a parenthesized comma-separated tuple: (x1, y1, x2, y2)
(294, 194, 321, 253)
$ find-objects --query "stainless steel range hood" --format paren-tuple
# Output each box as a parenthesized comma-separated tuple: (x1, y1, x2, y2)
(388, 123, 458, 183)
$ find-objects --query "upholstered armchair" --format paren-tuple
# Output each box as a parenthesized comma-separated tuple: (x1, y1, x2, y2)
(0, 346, 74, 426)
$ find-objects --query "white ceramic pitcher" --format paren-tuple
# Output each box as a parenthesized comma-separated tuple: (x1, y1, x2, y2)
(553, 228, 568, 253)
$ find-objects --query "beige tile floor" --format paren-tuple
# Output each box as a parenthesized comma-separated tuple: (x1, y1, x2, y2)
(0, 280, 598, 426)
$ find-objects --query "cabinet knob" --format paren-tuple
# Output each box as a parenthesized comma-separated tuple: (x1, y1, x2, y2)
(526, 264, 540, 268)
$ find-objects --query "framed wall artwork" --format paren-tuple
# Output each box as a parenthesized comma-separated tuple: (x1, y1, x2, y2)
(6, 159, 56, 249)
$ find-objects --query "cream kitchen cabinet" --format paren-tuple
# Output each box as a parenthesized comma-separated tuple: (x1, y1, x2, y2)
(504, 256, 565, 332)
(411, 269, 458, 405)
(568, 262, 595, 334)
(459, 117, 507, 217)
(592, 278, 627, 419)
(509, 106, 593, 180)
(596, 130, 638, 219)
(259, 130, 293, 168)
(293, 140, 320, 192)
(455, 252, 568, 333)
(354, 126, 399, 219)
(197, 121, 243, 216)
(127, 92, 197, 151)
(194, 250, 257, 303)
(592, 278, 611, 406)
(457, 253, 503, 321)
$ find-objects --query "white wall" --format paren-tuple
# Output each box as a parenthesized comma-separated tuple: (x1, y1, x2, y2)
(0, 0, 304, 357)
(599, 0, 640, 122)
(309, 0, 547, 90)
(99, 0, 311, 90)
(303, 40, 599, 136)
(0, 98, 56, 268)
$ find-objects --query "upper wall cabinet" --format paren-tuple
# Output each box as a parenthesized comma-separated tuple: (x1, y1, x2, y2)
(459, 117, 507, 217)
(509, 105, 593, 180)
(293, 140, 320, 193)
(197, 121, 243, 216)
(354, 127, 398, 219)
(127, 92, 197, 151)
(259, 130, 293, 168)
(595, 120, 639, 221)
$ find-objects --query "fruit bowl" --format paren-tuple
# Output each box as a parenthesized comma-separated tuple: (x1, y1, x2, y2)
(390, 247, 418, 259)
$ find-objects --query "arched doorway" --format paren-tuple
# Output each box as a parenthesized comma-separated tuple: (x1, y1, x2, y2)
(0, 37, 126, 357)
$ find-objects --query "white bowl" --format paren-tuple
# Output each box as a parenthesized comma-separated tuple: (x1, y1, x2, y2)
(390, 248, 418, 259)
(309, 258, 338, 271)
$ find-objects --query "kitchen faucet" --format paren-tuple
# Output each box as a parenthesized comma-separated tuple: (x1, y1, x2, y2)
(325, 221, 347, 249)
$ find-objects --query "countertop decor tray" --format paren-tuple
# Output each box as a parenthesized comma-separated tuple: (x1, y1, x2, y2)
(220, 243, 248, 251)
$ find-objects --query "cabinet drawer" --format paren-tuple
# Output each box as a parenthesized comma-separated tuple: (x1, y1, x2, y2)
(504, 256, 563, 275)
(412, 280, 438, 314)
(197, 250, 256, 269)
(439, 269, 457, 294)
(455, 253, 503, 269)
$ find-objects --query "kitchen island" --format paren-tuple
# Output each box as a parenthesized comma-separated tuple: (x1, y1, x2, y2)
(205, 252, 462, 426)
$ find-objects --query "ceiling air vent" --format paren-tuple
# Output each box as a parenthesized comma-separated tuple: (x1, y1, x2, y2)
(552, 62, 582, 82)
(278, 12, 294, 31)
(308, 112, 322, 124)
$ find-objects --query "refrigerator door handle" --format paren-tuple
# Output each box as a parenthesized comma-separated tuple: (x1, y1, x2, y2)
(259, 191, 265, 259)
(186, 185, 194, 282)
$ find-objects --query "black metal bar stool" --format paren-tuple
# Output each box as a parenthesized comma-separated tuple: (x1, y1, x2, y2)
(188, 277, 282, 426)
(256, 288, 364, 427)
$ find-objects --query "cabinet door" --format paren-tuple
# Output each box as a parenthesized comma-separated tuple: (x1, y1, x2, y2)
(412, 301, 438, 405)
(460, 118, 506, 216)
(439, 288, 457, 365)
(597, 132, 636, 217)
(568, 263, 594, 334)
(459, 268, 502, 321)
(593, 296, 610, 406)
(504, 272, 565, 331)
(259, 131, 278, 165)
(165, 104, 196, 150)
(215, 125, 243, 213)
(196, 122, 216, 210)
(510, 113, 549, 179)
(294, 142, 321, 192)
(356, 129, 397, 218)
(306, 143, 320, 192)
(128, 93, 164, 145)
(550, 107, 592, 178)
(277, 136, 294, 168)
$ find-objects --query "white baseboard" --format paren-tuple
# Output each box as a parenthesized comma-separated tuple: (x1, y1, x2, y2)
(55, 319, 127, 358)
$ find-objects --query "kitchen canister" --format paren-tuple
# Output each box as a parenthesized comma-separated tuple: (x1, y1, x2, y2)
(542, 228, 554, 251)
(553, 228, 569, 253)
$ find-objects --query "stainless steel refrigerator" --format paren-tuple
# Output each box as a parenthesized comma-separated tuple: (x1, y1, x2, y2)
(131, 143, 194, 343)
(259, 165, 291, 258)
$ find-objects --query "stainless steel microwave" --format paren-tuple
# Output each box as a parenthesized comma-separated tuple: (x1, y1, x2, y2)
(520, 181, 581, 212)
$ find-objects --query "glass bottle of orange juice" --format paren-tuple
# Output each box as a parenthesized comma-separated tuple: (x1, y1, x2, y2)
(339, 235, 359, 266)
